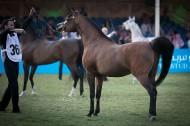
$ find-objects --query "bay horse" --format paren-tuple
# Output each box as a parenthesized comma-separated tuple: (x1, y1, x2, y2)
(18, 17, 85, 97)
(57, 10, 174, 121)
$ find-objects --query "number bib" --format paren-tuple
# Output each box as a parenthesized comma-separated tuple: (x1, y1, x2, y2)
(2, 33, 22, 62)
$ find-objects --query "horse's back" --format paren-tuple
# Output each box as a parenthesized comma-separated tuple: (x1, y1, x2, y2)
(118, 42, 154, 75)
(87, 42, 154, 77)
(58, 39, 83, 63)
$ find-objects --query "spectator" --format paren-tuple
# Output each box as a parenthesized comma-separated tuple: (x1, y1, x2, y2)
(117, 29, 131, 44)
(186, 31, 190, 49)
(101, 27, 116, 38)
(165, 28, 184, 49)
(68, 32, 81, 39)
(140, 13, 154, 37)
(161, 8, 170, 26)
(60, 31, 68, 40)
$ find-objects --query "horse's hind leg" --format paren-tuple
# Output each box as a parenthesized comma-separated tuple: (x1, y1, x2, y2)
(137, 75, 157, 121)
(19, 63, 30, 96)
(68, 65, 84, 97)
(79, 74, 84, 97)
(30, 65, 38, 95)
(68, 73, 79, 97)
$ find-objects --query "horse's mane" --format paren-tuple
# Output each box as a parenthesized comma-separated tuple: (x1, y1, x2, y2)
(130, 21, 144, 37)
(16, 16, 41, 40)
(85, 16, 114, 42)
(26, 25, 41, 39)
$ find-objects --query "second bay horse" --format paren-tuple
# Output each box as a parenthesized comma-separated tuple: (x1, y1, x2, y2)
(57, 10, 174, 121)
(19, 22, 85, 97)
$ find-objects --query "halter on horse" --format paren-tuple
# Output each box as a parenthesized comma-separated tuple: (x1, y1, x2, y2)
(57, 9, 174, 121)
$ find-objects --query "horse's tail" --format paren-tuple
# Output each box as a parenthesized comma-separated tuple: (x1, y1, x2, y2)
(150, 37, 174, 87)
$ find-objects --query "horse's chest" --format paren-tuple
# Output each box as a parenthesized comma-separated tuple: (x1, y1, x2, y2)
(82, 50, 98, 73)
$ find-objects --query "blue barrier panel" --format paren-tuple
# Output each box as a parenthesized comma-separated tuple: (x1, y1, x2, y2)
(0, 49, 190, 74)
(158, 49, 190, 73)
(0, 61, 71, 74)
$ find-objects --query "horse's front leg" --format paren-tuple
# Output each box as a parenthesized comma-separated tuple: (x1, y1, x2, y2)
(68, 74, 79, 97)
(86, 73, 95, 117)
(30, 65, 38, 95)
(19, 63, 30, 96)
(94, 75, 103, 116)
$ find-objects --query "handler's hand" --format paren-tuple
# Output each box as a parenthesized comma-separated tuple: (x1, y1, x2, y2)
(29, 7, 36, 17)
(11, 29, 26, 34)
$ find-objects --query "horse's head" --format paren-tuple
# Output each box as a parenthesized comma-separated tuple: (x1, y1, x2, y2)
(122, 16, 135, 30)
(57, 9, 80, 33)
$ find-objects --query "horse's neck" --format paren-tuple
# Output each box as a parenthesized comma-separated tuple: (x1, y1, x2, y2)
(20, 28, 41, 45)
(130, 24, 146, 42)
(77, 17, 103, 47)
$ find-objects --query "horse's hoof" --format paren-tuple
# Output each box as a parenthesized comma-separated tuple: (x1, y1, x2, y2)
(93, 113, 98, 116)
(149, 115, 156, 121)
(19, 91, 26, 97)
(31, 93, 37, 96)
(31, 91, 37, 96)
(80, 94, 84, 98)
(58, 77, 62, 80)
(86, 113, 92, 117)
(68, 94, 73, 97)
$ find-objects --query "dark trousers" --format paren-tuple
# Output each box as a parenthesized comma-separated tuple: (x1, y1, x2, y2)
(0, 59, 20, 111)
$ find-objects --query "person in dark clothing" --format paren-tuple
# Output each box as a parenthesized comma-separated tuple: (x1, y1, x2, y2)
(0, 7, 36, 113)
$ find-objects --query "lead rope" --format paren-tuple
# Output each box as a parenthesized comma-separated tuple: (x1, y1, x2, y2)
(34, 11, 60, 33)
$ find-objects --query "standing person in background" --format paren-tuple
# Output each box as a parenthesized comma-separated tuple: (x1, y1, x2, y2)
(165, 28, 184, 49)
(140, 13, 154, 37)
(0, 7, 35, 113)
(117, 29, 131, 44)
(186, 30, 190, 49)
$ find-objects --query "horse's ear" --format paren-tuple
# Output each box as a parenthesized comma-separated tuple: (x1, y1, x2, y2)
(71, 8, 75, 13)
(75, 9, 80, 13)
(132, 16, 135, 21)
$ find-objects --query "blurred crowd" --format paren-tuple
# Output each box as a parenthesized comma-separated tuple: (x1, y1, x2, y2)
(37, 10, 190, 49)
(1, 8, 189, 49)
